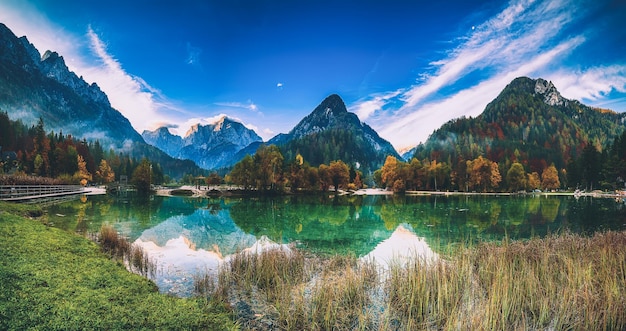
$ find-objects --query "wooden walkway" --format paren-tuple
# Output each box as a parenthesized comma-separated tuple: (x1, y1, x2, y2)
(0, 185, 85, 202)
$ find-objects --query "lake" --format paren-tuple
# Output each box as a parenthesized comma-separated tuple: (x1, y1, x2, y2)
(46, 193, 626, 296)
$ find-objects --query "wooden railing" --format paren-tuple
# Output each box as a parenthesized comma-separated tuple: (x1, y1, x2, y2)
(0, 185, 84, 202)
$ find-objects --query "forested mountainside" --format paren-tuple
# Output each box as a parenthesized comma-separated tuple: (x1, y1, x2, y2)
(268, 94, 401, 173)
(412, 77, 626, 174)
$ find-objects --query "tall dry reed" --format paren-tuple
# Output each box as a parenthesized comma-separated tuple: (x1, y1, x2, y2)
(196, 231, 626, 330)
(97, 224, 157, 279)
(386, 231, 626, 330)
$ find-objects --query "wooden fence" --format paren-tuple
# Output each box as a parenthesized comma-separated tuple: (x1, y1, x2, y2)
(0, 185, 84, 202)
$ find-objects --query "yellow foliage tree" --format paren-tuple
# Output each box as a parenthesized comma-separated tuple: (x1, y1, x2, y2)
(95, 159, 115, 184)
(76, 155, 92, 186)
(466, 156, 501, 192)
(527, 172, 541, 190)
(541, 165, 560, 191)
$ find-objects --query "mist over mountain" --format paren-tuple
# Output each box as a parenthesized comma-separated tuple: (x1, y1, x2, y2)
(0, 23, 142, 146)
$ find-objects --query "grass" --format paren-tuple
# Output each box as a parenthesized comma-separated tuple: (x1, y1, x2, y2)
(0, 201, 238, 330)
(196, 231, 626, 330)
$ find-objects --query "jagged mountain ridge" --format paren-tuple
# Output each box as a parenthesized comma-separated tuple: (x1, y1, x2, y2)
(0, 23, 141, 144)
(411, 76, 626, 172)
(142, 116, 262, 170)
(268, 94, 401, 172)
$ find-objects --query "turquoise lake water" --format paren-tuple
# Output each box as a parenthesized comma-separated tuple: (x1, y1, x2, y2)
(46, 194, 626, 295)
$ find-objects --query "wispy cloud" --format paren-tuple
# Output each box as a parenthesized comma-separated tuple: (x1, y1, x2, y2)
(0, 2, 187, 135)
(353, 0, 623, 151)
(379, 35, 586, 145)
(351, 89, 403, 120)
(551, 65, 626, 102)
(83, 26, 168, 129)
(215, 100, 260, 113)
(186, 42, 202, 66)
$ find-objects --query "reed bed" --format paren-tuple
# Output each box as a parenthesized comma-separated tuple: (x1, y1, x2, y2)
(97, 224, 157, 278)
(195, 231, 626, 330)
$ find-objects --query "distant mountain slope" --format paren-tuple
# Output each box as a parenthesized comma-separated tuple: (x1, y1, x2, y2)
(411, 77, 626, 172)
(142, 116, 262, 170)
(141, 127, 184, 158)
(0, 23, 203, 178)
(268, 94, 400, 172)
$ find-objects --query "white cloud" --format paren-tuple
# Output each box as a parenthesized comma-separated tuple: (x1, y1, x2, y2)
(352, 0, 619, 151)
(83, 26, 167, 128)
(379, 35, 586, 150)
(371, 28, 585, 145)
(550, 65, 626, 102)
(351, 90, 403, 121)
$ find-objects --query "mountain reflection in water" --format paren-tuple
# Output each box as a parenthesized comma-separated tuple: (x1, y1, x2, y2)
(361, 224, 438, 270)
(133, 236, 222, 296)
(135, 234, 294, 296)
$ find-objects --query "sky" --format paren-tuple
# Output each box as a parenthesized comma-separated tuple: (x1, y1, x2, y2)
(1, 0, 625, 152)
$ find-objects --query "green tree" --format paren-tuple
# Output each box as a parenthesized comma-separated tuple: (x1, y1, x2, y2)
(506, 162, 527, 192)
(132, 158, 153, 195)
(406, 158, 425, 190)
(32, 117, 50, 176)
(427, 159, 451, 191)
(253, 145, 284, 191)
(230, 155, 255, 190)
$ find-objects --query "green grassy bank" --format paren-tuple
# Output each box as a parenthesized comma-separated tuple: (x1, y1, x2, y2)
(0, 202, 237, 331)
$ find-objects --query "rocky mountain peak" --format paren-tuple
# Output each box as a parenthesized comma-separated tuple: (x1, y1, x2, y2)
(534, 78, 567, 107)
(266, 93, 400, 171)
(18, 36, 41, 66)
(212, 115, 234, 132)
(313, 93, 348, 116)
(36, 50, 110, 106)
(291, 94, 353, 138)
(143, 117, 263, 170)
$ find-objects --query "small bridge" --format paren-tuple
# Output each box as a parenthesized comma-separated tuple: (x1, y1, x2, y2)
(0, 185, 85, 203)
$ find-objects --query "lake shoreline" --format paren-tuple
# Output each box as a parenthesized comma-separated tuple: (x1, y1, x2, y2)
(153, 184, 626, 201)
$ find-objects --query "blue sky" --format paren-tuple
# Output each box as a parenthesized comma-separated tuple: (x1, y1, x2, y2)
(1, 0, 625, 151)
